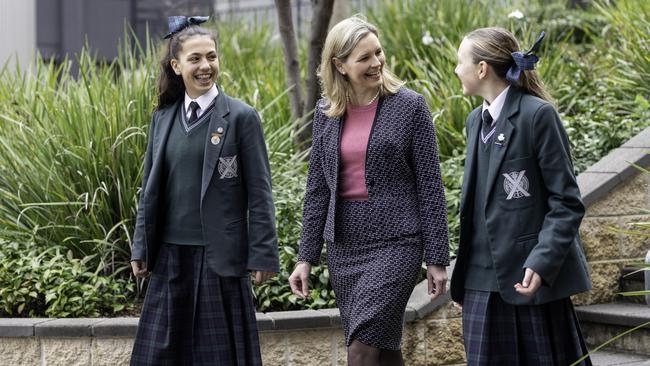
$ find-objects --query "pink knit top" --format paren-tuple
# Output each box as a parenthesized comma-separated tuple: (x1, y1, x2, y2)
(338, 99, 378, 201)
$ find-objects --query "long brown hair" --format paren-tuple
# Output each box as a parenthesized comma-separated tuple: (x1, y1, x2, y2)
(156, 26, 218, 110)
(465, 27, 553, 103)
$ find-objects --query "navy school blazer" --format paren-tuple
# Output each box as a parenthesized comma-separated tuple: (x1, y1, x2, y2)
(297, 87, 450, 266)
(450, 87, 592, 305)
(131, 86, 279, 276)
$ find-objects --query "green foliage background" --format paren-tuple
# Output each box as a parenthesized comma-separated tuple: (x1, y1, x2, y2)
(0, 0, 648, 316)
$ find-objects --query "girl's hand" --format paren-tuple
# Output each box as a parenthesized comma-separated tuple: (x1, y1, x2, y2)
(131, 260, 149, 278)
(251, 271, 276, 284)
(427, 264, 448, 301)
(289, 262, 311, 300)
(514, 267, 542, 296)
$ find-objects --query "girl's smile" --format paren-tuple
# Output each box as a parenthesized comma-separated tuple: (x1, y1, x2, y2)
(171, 35, 220, 99)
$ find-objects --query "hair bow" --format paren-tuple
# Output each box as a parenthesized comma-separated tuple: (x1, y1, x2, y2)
(164, 16, 210, 39)
(506, 31, 545, 85)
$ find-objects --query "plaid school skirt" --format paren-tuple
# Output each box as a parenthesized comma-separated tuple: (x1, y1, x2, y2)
(130, 243, 262, 366)
(462, 289, 592, 366)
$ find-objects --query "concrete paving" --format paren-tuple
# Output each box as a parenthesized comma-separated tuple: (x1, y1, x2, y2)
(592, 350, 650, 366)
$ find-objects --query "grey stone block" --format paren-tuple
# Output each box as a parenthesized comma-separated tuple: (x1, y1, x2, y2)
(35, 318, 105, 337)
(316, 308, 341, 327)
(406, 259, 455, 321)
(586, 147, 650, 181)
(92, 317, 139, 337)
(577, 172, 620, 207)
(404, 306, 417, 323)
(576, 303, 650, 328)
(590, 350, 650, 366)
(266, 310, 332, 330)
(0, 318, 53, 337)
(255, 312, 275, 331)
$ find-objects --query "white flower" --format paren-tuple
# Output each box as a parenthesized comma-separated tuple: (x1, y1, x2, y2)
(422, 31, 434, 46)
(508, 10, 524, 19)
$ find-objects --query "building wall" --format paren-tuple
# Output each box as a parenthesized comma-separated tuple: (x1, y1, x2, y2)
(0, 0, 36, 71)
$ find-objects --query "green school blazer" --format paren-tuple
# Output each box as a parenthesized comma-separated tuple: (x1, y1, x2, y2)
(131, 86, 279, 276)
(451, 87, 592, 305)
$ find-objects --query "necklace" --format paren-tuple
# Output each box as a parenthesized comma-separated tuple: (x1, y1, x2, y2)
(366, 90, 380, 105)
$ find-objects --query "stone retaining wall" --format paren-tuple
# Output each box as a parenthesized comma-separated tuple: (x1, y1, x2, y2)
(0, 275, 466, 366)
(573, 128, 650, 306)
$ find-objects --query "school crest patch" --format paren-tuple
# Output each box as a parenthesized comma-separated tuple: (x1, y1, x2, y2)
(218, 156, 238, 179)
(502, 170, 530, 199)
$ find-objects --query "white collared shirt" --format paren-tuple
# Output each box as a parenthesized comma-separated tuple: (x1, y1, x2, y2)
(482, 85, 511, 122)
(184, 84, 219, 119)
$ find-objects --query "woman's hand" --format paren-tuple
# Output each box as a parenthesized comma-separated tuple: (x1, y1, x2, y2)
(251, 271, 276, 284)
(514, 267, 542, 296)
(289, 262, 311, 300)
(427, 264, 448, 301)
(131, 260, 149, 278)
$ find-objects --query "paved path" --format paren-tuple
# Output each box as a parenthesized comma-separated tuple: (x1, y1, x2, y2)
(592, 350, 650, 366)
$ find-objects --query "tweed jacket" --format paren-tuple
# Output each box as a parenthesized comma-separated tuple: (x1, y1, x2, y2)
(130, 86, 279, 276)
(297, 87, 450, 266)
(450, 87, 592, 305)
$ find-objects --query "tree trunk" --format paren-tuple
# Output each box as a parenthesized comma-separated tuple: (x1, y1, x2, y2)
(298, 0, 335, 147)
(328, 0, 349, 29)
(274, 0, 304, 123)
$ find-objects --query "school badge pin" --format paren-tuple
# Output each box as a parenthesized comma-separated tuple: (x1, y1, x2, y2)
(211, 132, 222, 145)
(495, 133, 506, 147)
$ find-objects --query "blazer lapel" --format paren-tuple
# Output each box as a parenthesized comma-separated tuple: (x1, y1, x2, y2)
(201, 88, 230, 201)
(484, 88, 522, 204)
(460, 110, 481, 214)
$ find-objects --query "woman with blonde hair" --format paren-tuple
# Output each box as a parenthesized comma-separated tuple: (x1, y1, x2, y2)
(289, 15, 450, 365)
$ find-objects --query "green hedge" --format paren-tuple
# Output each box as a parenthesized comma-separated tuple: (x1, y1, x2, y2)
(0, 0, 648, 316)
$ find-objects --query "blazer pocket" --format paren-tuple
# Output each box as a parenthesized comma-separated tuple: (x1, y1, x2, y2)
(516, 232, 538, 243)
(213, 144, 242, 185)
(497, 156, 537, 210)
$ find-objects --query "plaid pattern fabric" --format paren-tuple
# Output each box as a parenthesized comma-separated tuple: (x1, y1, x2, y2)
(130, 244, 262, 365)
(506, 52, 540, 85)
(462, 290, 592, 366)
(164, 16, 210, 39)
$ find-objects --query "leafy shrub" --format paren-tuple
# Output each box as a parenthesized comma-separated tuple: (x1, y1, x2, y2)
(0, 241, 135, 317)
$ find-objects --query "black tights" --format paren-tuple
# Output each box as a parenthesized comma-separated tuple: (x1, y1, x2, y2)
(347, 340, 404, 366)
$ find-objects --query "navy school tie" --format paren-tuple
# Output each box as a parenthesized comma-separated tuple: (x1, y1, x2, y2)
(480, 109, 495, 144)
(188, 101, 200, 125)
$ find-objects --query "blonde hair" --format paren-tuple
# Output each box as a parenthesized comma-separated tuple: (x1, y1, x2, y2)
(318, 15, 404, 117)
(465, 27, 554, 103)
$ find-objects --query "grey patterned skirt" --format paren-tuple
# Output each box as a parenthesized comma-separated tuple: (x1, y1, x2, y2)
(329, 200, 423, 350)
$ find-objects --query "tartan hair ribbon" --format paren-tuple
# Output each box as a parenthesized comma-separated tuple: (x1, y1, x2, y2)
(164, 16, 210, 39)
(506, 31, 545, 85)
